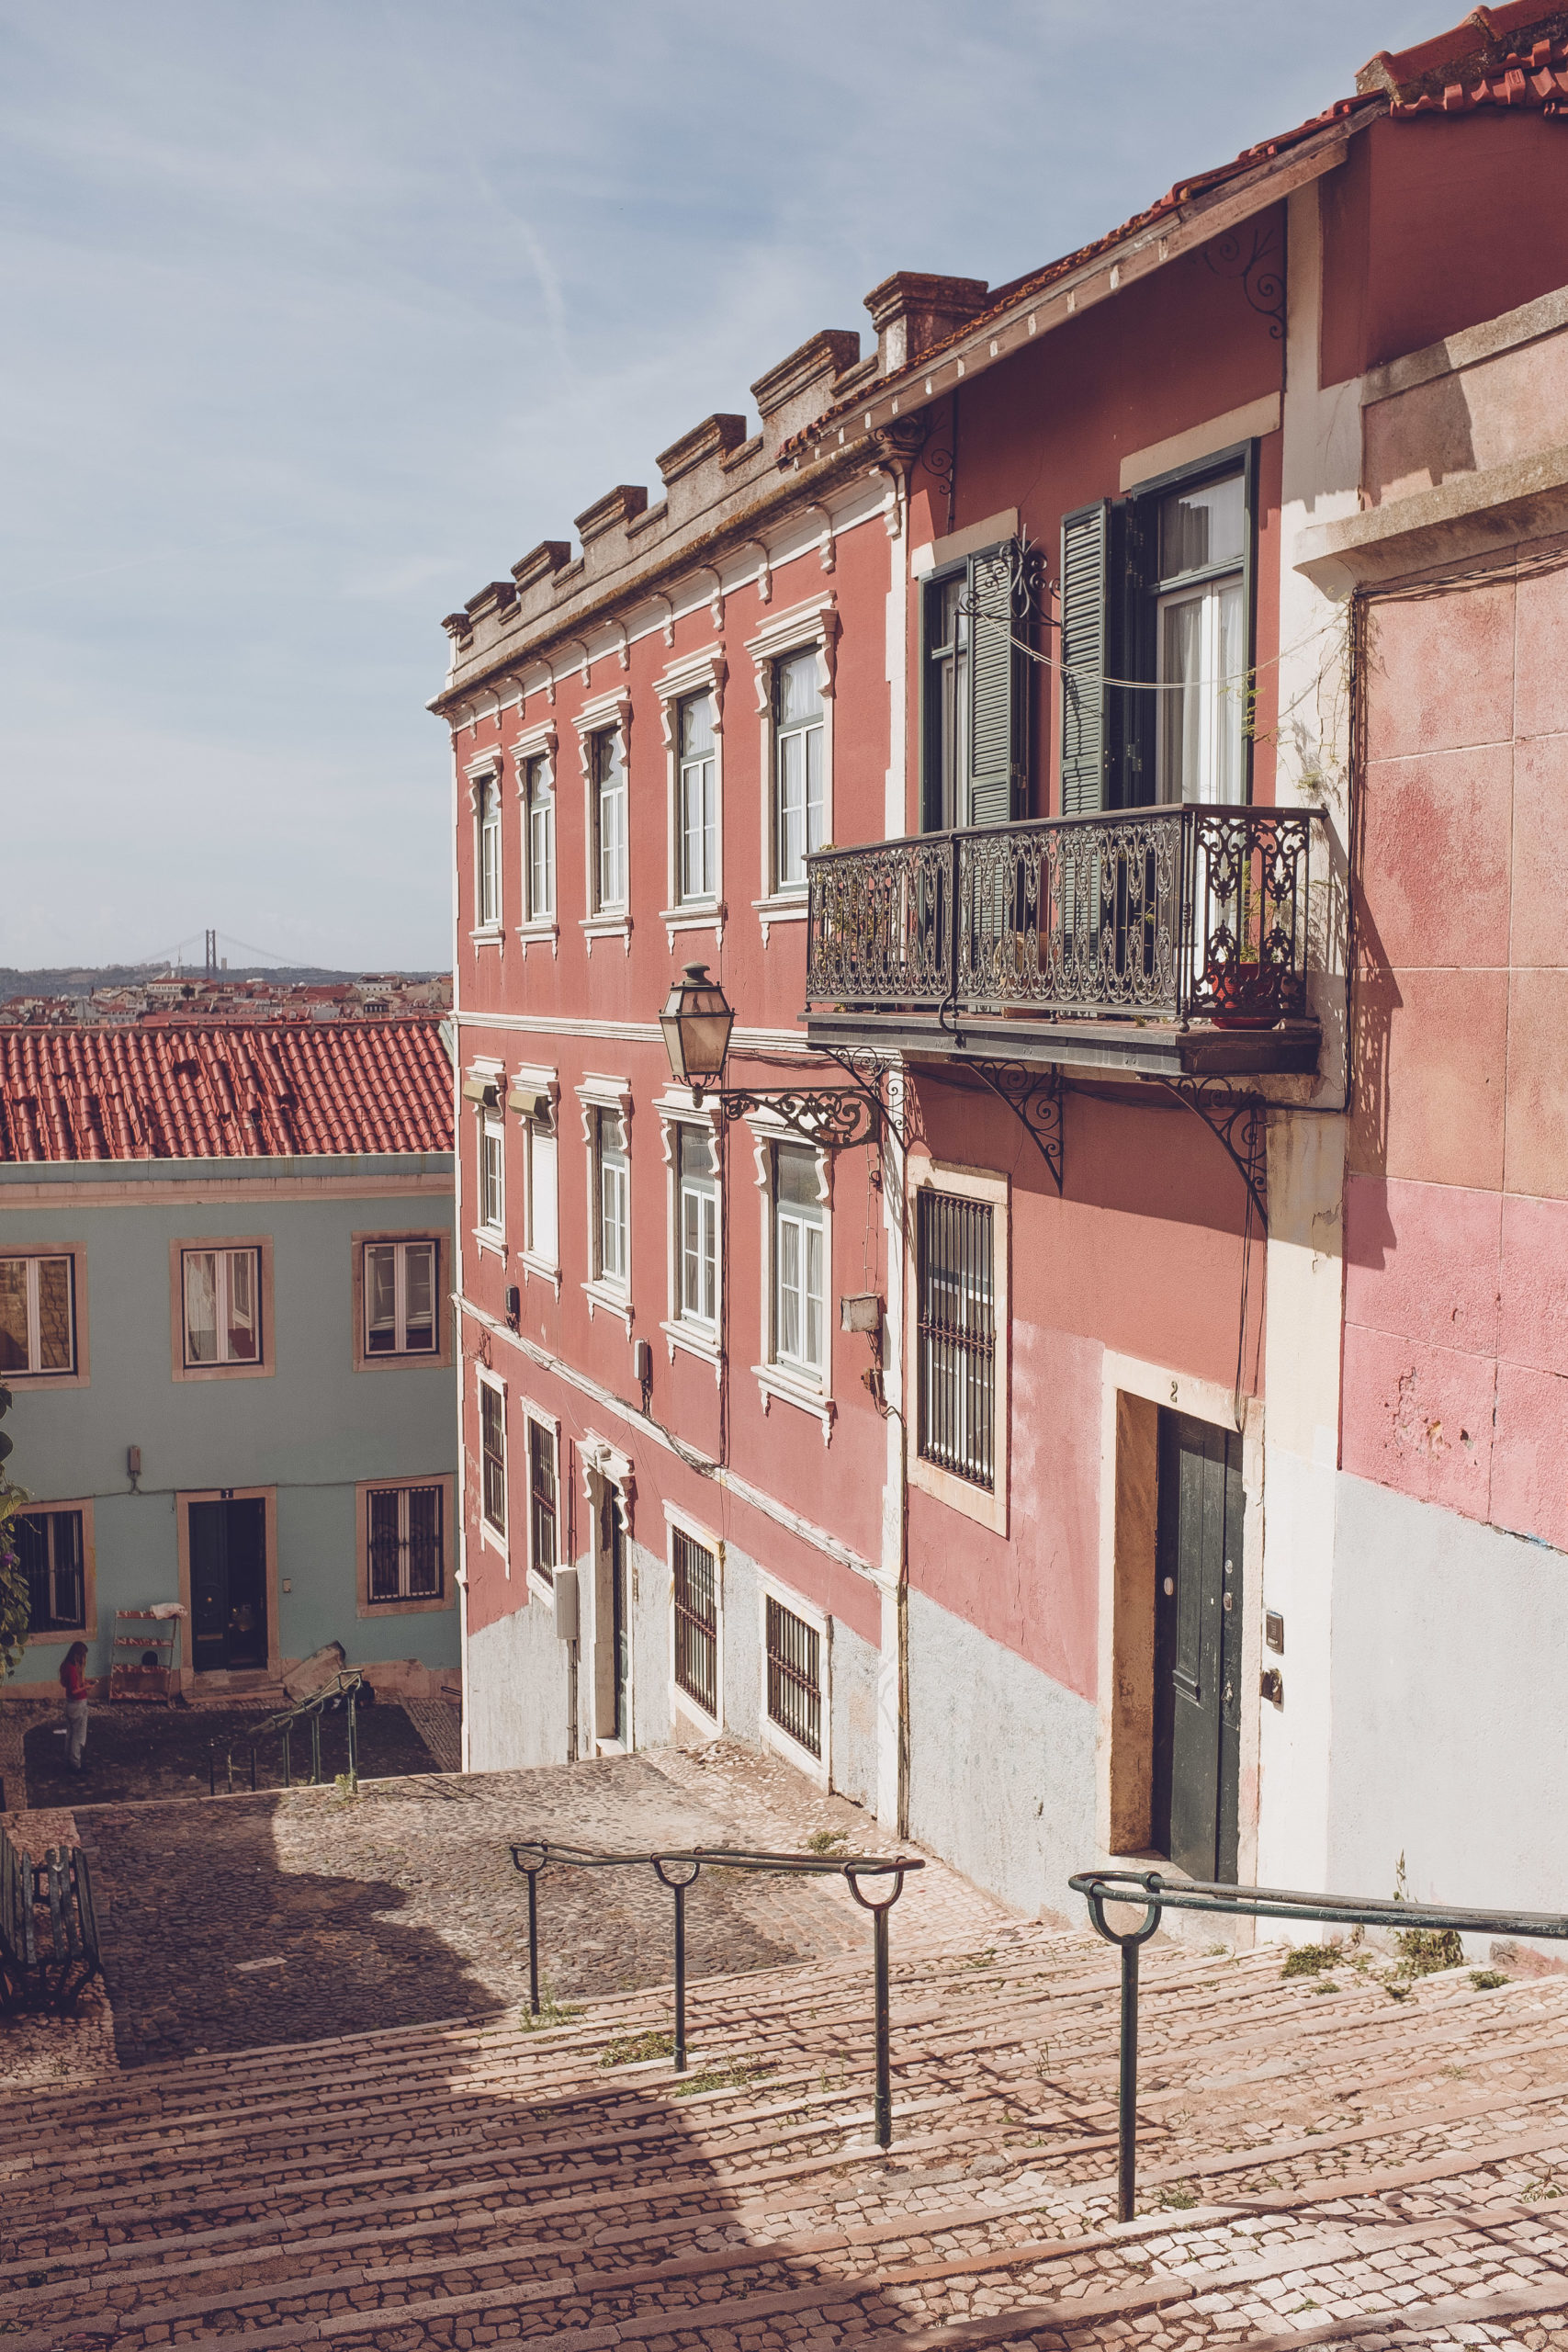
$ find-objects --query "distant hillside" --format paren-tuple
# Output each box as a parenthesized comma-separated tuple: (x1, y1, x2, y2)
(0, 964, 443, 1001)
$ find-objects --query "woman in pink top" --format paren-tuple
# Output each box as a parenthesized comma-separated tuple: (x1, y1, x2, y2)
(59, 1641, 89, 1773)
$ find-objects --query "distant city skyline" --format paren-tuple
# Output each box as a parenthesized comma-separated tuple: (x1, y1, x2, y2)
(4, 0, 1438, 967)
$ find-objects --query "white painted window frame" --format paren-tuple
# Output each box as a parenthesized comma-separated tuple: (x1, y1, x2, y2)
(745, 594, 838, 942)
(477, 1107, 506, 1258)
(577, 1075, 635, 1337)
(653, 647, 727, 951)
(573, 687, 633, 953)
(509, 1062, 561, 1295)
(745, 1111, 835, 1442)
(0, 1251, 76, 1377)
(906, 1155, 1010, 1537)
(362, 1237, 440, 1360)
(666, 1498, 724, 1736)
(656, 1090, 721, 1379)
(475, 1363, 509, 1567)
(512, 717, 559, 953)
(756, 1570, 831, 1791)
(467, 752, 505, 947)
(517, 1394, 562, 1604)
(181, 1245, 263, 1370)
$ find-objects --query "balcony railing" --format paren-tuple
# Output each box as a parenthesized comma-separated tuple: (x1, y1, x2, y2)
(806, 804, 1321, 1027)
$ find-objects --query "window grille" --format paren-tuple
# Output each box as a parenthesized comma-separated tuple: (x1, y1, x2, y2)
(672, 1528, 717, 1716)
(480, 1384, 506, 1535)
(916, 1191, 996, 1489)
(765, 1592, 821, 1758)
(367, 1485, 444, 1601)
(17, 1510, 85, 1633)
(529, 1421, 557, 1586)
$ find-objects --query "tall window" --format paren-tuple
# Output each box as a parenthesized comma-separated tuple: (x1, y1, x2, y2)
(528, 1419, 558, 1586)
(773, 1145, 824, 1377)
(525, 754, 555, 920)
(524, 1106, 558, 1266)
(673, 1528, 718, 1717)
(765, 1593, 821, 1758)
(479, 1383, 506, 1535)
(1156, 470, 1246, 805)
(678, 1125, 717, 1326)
(364, 1240, 437, 1357)
(0, 1255, 74, 1376)
(367, 1485, 444, 1601)
(183, 1248, 260, 1367)
(596, 1109, 629, 1288)
(479, 1113, 505, 1238)
(593, 729, 627, 911)
(924, 574, 969, 832)
(678, 692, 716, 902)
(774, 650, 824, 889)
(916, 1191, 996, 1490)
(477, 772, 502, 927)
(17, 1510, 85, 1633)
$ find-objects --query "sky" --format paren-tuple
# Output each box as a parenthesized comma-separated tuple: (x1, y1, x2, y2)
(2, 0, 1440, 973)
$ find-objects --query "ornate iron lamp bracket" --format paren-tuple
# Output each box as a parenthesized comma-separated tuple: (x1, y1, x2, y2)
(969, 1062, 1064, 1194)
(1155, 1079, 1268, 1231)
(708, 1046, 905, 1154)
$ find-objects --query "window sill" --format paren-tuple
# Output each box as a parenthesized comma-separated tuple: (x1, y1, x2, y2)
(514, 921, 559, 956)
(660, 903, 726, 950)
(518, 1250, 562, 1298)
(473, 1228, 506, 1261)
(761, 1711, 829, 1790)
(754, 893, 807, 945)
(581, 914, 632, 955)
(582, 1277, 634, 1337)
(662, 1317, 722, 1383)
(526, 1568, 558, 1608)
(908, 1447, 1009, 1536)
(752, 1363, 835, 1443)
(357, 1590, 455, 1620)
(479, 1518, 510, 1571)
(673, 1681, 722, 1738)
(355, 1346, 449, 1374)
(172, 1357, 274, 1385)
(469, 925, 505, 951)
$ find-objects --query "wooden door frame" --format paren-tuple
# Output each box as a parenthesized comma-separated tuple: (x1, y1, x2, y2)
(1095, 1353, 1264, 1903)
(176, 1487, 280, 1688)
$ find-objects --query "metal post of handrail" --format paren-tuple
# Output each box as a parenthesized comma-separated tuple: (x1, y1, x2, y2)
(346, 1687, 358, 1782)
(513, 1842, 547, 2016)
(653, 1856, 702, 2071)
(310, 1709, 322, 1785)
(846, 1860, 912, 2152)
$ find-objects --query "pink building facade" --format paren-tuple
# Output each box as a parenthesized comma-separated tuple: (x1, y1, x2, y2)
(436, 4, 1568, 1926)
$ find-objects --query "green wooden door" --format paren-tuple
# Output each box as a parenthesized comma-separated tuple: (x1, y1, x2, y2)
(1153, 1411, 1243, 1883)
(189, 1498, 267, 1673)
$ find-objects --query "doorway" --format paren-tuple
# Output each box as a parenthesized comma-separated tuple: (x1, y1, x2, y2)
(189, 1497, 268, 1673)
(1152, 1409, 1243, 1883)
(593, 1478, 630, 1747)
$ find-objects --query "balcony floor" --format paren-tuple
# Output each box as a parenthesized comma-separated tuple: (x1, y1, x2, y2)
(804, 1006, 1322, 1080)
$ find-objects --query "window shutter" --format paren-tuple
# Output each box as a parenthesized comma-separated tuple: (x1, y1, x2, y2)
(1060, 503, 1111, 814)
(965, 542, 1025, 828)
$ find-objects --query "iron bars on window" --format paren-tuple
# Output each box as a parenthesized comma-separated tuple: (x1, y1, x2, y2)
(765, 1593, 821, 1758)
(672, 1529, 718, 1717)
(807, 802, 1320, 1027)
(916, 1191, 996, 1490)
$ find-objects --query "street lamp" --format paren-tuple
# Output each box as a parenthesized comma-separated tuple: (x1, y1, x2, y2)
(659, 962, 735, 1097)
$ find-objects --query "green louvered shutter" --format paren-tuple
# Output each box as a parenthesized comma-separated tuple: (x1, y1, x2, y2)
(965, 542, 1025, 828)
(1060, 503, 1111, 814)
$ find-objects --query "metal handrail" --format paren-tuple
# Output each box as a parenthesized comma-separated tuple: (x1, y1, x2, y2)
(208, 1668, 366, 1794)
(510, 1838, 924, 2149)
(1070, 1865, 1568, 2222)
(0, 1819, 101, 2013)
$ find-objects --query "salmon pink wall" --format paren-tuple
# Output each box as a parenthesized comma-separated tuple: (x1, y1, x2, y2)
(1344, 539, 1568, 1551)
(1321, 115, 1568, 384)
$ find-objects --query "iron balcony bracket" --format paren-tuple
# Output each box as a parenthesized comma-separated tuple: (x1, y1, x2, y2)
(969, 1061, 1065, 1194)
(1155, 1077, 1268, 1232)
(709, 1044, 907, 1155)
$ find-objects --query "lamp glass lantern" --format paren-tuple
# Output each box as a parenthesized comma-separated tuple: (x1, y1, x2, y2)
(660, 962, 735, 1094)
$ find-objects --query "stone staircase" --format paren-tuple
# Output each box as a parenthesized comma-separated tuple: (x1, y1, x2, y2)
(6, 1918, 1568, 2348)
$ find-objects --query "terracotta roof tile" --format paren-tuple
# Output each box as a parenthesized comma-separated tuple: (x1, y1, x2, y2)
(0, 1020, 453, 1165)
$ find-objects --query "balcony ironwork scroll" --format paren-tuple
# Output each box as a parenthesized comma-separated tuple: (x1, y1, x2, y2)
(807, 804, 1319, 1031)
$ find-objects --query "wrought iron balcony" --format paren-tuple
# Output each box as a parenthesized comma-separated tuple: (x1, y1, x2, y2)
(805, 804, 1324, 1076)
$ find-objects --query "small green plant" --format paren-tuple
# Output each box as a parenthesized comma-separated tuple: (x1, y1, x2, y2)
(805, 1829, 848, 1855)
(521, 1981, 582, 2030)
(963, 1947, 998, 1972)
(1391, 1852, 1464, 1976)
(333, 1771, 359, 1803)
(1159, 2183, 1198, 2211)
(672, 2057, 772, 2098)
(1469, 1969, 1509, 1991)
(1311, 1978, 1339, 1995)
(601, 2028, 675, 2067)
(1281, 1944, 1338, 1978)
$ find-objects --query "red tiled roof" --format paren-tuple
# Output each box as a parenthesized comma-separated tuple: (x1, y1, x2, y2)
(0, 1020, 454, 1164)
(1359, 3, 1568, 113)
